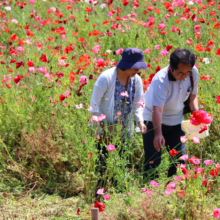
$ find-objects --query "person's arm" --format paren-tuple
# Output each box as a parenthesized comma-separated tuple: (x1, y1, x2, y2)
(90, 74, 108, 115)
(151, 73, 168, 150)
(134, 76, 147, 134)
(189, 67, 199, 112)
(152, 106, 165, 151)
(189, 94, 199, 112)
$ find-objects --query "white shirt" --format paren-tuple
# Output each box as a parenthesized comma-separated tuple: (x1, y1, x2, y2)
(90, 67, 144, 135)
(143, 65, 198, 126)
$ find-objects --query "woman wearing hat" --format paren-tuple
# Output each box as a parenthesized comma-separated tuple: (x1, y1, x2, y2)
(90, 47, 148, 140)
(90, 48, 148, 188)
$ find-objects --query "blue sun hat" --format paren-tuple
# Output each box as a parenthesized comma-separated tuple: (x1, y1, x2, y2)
(116, 47, 148, 69)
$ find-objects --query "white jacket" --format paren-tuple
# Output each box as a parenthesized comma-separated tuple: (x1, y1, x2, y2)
(90, 67, 144, 136)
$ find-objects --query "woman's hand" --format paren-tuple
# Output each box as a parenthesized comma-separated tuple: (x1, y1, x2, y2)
(139, 121, 147, 134)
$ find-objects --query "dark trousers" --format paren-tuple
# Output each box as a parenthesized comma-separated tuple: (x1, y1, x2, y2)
(143, 121, 185, 181)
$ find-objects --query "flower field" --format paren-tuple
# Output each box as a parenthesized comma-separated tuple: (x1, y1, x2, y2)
(0, 0, 220, 219)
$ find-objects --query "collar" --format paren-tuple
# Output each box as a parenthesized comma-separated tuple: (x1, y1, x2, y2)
(168, 68, 176, 81)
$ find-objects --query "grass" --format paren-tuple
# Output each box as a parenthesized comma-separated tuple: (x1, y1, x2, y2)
(0, 0, 220, 219)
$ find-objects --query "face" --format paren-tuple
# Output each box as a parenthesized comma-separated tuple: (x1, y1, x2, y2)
(125, 69, 140, 77)
(172, 63, 192, 81)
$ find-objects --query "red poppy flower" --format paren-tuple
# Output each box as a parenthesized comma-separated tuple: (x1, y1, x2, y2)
(122, 0, 129, 6)
(27, 61, 34, 67)
(164, 2, 171, 9)
(77, 208, 80, 215)
(210, 168, 219, 176)
(40, 54, 48, 62)
(78, 38, 85, 43)
(14, 75, 22, 84)
(26, 29, 34, 37)
(216, 96, 220, 104)
(166, 45, 172, 51)
(199, 125, 208, 133)
(169, 149, 179, 156)
(55, 27, 65, 35)
(16, 61, 24, 69)
(59, 94, 66, 102)
(147, 5, 154, 11)
(10, 33, 18, 40)
(56, 11, 64, 17)
(155, 66, 161, 73)
(101, 21, 109, 26)
(92, 30, 101, 36)
(24, 25, 29, 30)
(18, 39, 24, 45)
(9, 49, 17, 55)
(216, 49, 220, 56)
(10, 59, 16, 63)
(94, 201, 105, 212)
(188, 156, 200, 165)
(210, 11, 216, 16)
(85, 7, 92, 12)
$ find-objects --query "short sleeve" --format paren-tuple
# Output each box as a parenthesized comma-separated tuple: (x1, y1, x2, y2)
(152, 77, 168, 107)
(192, 67, 198, 95)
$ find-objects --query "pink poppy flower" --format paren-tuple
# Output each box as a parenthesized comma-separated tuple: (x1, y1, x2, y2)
(29, 67, 35, 73)
(96, 188, 104, 195)
(106, 145, 115, 152)
(174, 176, 182, 182)
(37, 66, 47, 74)
(158, 23, 166, 29)
(103, 194, 110, 200)
(79, 76, 88, 84)
(87, 106, 93, 111)
(192, 136, 200, 144)
(92, 45, 101, 53)
(120, 91, 129, 98)
(160, 49, 168, 57)
(114, 111, 121, 120)
(5, 6, 11, 11)
(108, 12, 113, 17)
(11, 19, 18, 24)
(213, 208, 220, 219)
(59, 59, 66, 66)
(75, 104, 84, 109)
(204, 160, 213, 166)
(17, 46, 25, 52)
(98, 114, 106, 121)
(180, 136, 188, 143)
(91, 116, 99, 122)
(114, 47, 124, 55)
(137, 99, 145, 108)
(188, 156, 200, 165)
(154, 45, 160, 49)
(194, 25, 201, 32)
(29, 0, 35, 4)
(64, 91, 70, 97)
(144, 49, 151, 54)
(180, 163, 186, 169)
(179, 154, 188, 161)
(165, 188, 176, 196)
(150, 180, 159, 187)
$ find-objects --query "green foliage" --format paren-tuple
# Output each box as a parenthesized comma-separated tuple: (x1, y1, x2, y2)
(0, 0, 220, 218)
